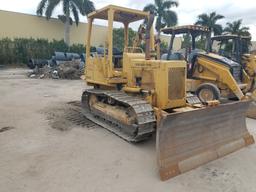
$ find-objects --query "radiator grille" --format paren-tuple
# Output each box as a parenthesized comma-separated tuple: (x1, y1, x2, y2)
(168, 68, 185, 100)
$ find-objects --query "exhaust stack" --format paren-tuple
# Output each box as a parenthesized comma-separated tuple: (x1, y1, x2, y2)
(145, 13, 154, 60)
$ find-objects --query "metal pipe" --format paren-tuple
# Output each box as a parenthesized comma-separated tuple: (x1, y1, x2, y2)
(167, 33, 175, 60)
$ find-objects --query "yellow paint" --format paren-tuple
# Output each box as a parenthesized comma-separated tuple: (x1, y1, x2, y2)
(85, 5, 186, 110)
(193, 56, 245, 99)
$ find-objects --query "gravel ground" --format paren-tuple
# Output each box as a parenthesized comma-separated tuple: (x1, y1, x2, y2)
(0, 68, 256, 192)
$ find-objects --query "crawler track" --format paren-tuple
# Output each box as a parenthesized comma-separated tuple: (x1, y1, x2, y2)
(81, 89, 156, 142)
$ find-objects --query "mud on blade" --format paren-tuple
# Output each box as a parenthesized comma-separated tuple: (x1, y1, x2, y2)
(156, 101, 254, 181)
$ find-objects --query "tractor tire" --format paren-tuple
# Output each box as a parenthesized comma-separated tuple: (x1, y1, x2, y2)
(196, 83, 221, 102)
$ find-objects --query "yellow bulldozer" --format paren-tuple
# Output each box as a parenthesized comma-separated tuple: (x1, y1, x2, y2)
(81, 5, 254, 181)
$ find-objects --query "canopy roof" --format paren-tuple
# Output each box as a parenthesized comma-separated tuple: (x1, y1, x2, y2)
(88, 5, 149, 23)
(161, 25, 209, 35)
(211, 34, 251, 41)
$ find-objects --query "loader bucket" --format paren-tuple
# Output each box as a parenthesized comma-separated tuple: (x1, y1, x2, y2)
(157, 101, 254, 181)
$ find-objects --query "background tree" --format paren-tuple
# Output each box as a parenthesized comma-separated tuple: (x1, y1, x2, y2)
(143, 0, 178, 58)
(224, 19, 251, 36)
(113, 28, 137, 50)
(195, 12, 224, 36)
(143, 0, 178, 36)
(181, 34, 207, 50)
(37, 0, 95, 46)
(224, 20, 251, 53)
(181, 34, 191, 49)
(195, 12, 224, 51)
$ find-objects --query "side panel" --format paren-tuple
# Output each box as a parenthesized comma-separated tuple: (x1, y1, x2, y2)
(127, 59, 186, 109)
(86, 56, 109, 85)
(168, 67, 185, 101)
(155, 61, 187, 109)
(123, 53, 145, 87)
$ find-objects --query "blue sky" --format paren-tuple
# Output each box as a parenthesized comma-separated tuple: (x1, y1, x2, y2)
(1, 0, 256, 40)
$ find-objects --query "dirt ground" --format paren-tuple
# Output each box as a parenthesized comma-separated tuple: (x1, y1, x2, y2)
(0, 68, 256, 192)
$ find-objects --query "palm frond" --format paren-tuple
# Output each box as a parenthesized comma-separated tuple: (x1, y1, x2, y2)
(195, 14, 209, 25)
(163, 10, 177, 27)
(241, 26, 249, 31)
(70, 2, 79, 26)
(213, 24, 223, 35)
(162, 0, 178, 9)
(213, 14, 224, 22)
(144, 0, 178, 32)
(45, 0, 61, 19)
(196, 12, 224, 35)
(143, 4, 157, 14)
(63, 0, 70, 15)
(71, 0, 84, 14)
(154, 0, 162, 8)
(36, 0, 48, 16)
(224, 19, 250, 36)
(83, 0, 95, 15)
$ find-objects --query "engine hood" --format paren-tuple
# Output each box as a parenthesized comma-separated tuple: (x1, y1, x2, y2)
(199, 52, 240, 68)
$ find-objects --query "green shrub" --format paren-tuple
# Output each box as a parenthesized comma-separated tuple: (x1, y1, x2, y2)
(0, 38, 89, 65)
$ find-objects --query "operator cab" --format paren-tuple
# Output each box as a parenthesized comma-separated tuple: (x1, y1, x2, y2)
(161, 25, 210, 78)
(211, 34, 251, 63)
(86, 5, 153, 80)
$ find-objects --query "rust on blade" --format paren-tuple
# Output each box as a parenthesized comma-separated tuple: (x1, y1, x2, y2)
(244, 134, 255, 145)
(159, 164, 180, 180)
(156, 101, 254, 181)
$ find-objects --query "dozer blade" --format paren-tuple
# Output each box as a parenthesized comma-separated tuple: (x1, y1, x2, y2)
(157, 101, 254, 181)
(247, 91, 256, 119)
(247, 101, 256, 119)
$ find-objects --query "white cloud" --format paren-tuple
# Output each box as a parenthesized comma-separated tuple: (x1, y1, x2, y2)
(0, 0, 256, 40)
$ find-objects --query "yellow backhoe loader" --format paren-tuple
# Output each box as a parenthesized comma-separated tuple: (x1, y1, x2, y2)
(162, 25, 254, 102)
(211, 34, 256, 90)
(81, 5, 254, 181)
(211, 35, 256, 119)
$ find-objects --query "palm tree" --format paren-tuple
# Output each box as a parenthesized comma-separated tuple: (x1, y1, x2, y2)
(37, 0, 95, 46)
(143, 0, 178, 36)
(224, 20, 251, 53)
(195, 12, 224, 35)
(224, 19, 250, 36)
(143, 0, 178, 58)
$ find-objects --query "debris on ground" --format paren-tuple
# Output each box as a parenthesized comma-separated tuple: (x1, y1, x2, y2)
(27, 52, 85, 80)
(28, 60, 83, 80)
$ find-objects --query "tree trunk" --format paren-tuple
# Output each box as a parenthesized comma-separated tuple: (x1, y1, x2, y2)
(64, 11, 70, 46)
